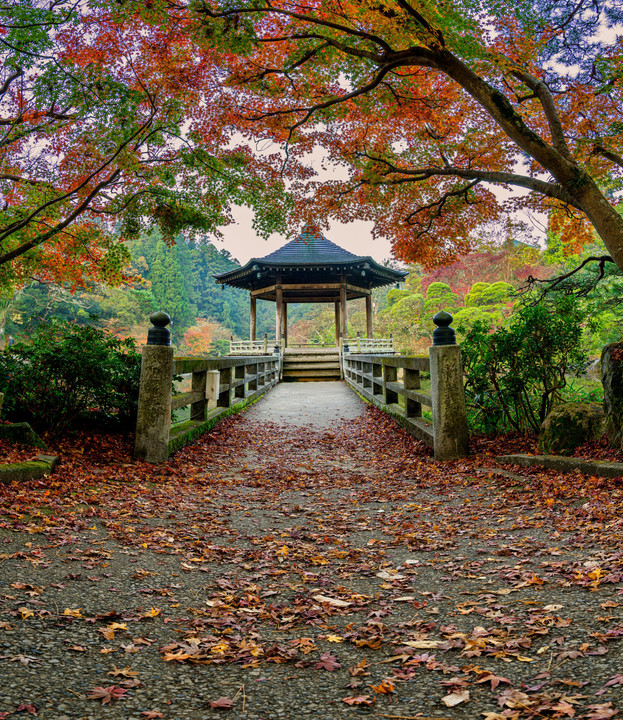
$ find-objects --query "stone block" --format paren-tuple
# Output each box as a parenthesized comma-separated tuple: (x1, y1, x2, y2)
(602, 342, 623, 448)
(0, 422, 47, 450)
(539, 401, 604, 454)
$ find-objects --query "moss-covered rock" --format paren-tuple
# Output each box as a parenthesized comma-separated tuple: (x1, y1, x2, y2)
(0, 422, 47, 450)
(539, 402, 604, 455)
(602, 342, 623, 448)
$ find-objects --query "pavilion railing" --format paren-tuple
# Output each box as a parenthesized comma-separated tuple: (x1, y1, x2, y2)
(341, 312, 468, 461)
(229, 335, 276, 355)
(342, 336, 395, 354)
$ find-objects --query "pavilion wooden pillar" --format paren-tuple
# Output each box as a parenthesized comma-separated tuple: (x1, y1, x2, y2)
(275, 286, 283, 346)
(365, 292, 373, 339)
(282, 302, 288, 348)
(334, 302, 341, 348)
(250, 297, 257, 341)
(340, 282, 348, 343)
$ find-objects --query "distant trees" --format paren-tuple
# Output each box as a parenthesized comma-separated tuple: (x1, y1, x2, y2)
(3, 234, 272, 348)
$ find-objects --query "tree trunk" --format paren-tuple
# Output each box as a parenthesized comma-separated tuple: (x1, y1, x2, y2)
(573, 178, 623, 270)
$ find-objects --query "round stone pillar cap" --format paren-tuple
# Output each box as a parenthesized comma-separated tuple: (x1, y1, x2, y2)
(432, 310, 456, 346)
(147, 312, 172, 346)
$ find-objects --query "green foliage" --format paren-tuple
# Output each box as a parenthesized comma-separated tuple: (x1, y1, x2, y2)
(459, 298, 587, 435)
(386, 288, 411, 308)
(465, 281, 514, 306)
(0, 322, 141, 437)
(424, 283, 459, 316)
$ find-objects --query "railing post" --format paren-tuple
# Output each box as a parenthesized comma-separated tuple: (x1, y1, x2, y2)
(404, 367, 422, 418)
(383, 360, 398, 406)
(429, 311, 469, 461)
(190, 370, 207, 422)
(134, 312, 174, 463)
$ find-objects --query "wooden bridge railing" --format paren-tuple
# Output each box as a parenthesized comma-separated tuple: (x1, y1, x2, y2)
(342, 312, 468, 461)
(134, 313, 280, 463)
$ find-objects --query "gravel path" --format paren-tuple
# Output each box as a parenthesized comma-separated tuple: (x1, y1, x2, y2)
(0, 382, 622, 719)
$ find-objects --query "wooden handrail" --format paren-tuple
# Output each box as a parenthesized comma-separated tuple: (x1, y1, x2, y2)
(342, 348, 468, 461)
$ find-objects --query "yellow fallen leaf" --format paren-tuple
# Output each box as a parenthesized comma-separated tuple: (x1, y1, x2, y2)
(63, 608, 83, 618)
(325, 635, 344, 643)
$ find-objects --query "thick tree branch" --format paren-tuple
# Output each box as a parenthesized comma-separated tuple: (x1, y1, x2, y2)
(353, 154, 581, 207)
(509, 67, 574, 162)
(0, 167, 122, 266)
(0, 111, 155, 248)
(197, 3, 393, 53)
(594, 144, 623, 169)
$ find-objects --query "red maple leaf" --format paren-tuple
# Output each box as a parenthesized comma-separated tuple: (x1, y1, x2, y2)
(315, 651, 341, 671)
(87, 686, 128, 704)
(209, 697, 234, 709)
(342, 695, 375, 706)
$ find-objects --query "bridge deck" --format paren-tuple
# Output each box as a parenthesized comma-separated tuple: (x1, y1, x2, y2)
(243, 379, 365, 427)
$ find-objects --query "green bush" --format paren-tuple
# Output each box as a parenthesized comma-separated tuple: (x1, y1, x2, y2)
(0, 322, 141, 437)
(459, 298, 587, 435)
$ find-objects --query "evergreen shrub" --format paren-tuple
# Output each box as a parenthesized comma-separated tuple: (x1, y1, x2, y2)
(0, 322, 141, 437)
(459, 298, 587, 435)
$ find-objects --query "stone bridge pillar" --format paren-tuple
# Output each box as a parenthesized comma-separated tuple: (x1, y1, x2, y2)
(429, 311, 469, 461)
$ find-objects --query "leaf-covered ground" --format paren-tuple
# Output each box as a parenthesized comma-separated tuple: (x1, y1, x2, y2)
(0, 388, 622, 720)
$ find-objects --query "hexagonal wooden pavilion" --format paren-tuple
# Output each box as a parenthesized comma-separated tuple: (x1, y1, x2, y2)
(214, 224, 407, 346)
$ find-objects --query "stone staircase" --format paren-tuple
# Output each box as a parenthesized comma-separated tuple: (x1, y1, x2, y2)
(281, 347, 342, 381)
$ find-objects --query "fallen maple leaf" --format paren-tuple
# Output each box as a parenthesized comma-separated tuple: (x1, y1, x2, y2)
(324, 634, 344, 643)
(596, 674, 623, 696)
(475, 671, 512, 691)
(313, 594, 350, 607)
(108, 666, 139, 678)
(62, 608, 83, 618)
(371, 679, 395, 694)
(349, 660, 370, 677)
(88, 686, 128, 704)
(342, 695, 375, 706)
(442, 690, 470, 707)
(584, 703, 620, 720)
(140, 712, 164, 719)
(15, 705, 37, 716)
(209, 697, 234, 709)
(315, 651, 341, 671)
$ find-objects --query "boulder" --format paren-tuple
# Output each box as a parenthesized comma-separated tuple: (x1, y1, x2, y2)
(601, 342, 623, 448)
(538, 402, 604, 455)
(0, 422, 48, 450)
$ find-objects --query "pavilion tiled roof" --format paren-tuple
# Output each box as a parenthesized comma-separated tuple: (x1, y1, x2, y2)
(213, 223, 407, 290)
(257, 224, 362, 264)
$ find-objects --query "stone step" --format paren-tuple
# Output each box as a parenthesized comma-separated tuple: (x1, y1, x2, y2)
(283, 353, 340, 360)
(283, 350, 340, 359)
(282, 362, 341, 371)
(282, 369, 341, 380)
(285, 345, 339, 354)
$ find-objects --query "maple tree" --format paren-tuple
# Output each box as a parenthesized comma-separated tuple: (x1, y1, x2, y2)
(192, 0, 623, 269)
(0, 0, 287, 288)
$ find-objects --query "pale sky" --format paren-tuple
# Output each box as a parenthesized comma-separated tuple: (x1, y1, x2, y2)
(213, 204, 395, 266)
